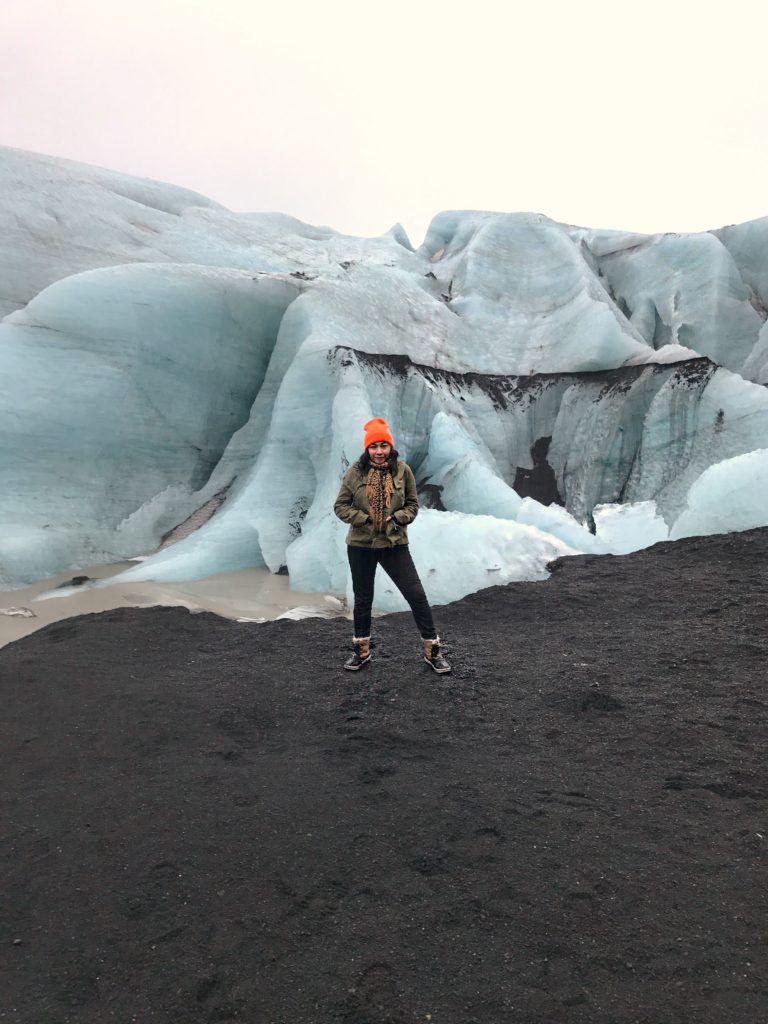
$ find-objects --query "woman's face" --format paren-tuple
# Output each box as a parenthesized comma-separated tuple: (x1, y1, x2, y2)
(367, 441, 391, 466)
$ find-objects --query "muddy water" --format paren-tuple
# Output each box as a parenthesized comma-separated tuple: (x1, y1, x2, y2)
(0, 562, 349, 648)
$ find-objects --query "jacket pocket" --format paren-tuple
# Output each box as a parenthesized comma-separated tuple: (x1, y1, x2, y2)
(348, 518, 375, 545)
(384, 517, 405, 543)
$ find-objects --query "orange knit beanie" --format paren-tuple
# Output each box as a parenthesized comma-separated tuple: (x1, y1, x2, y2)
(363, 417, 394, 449)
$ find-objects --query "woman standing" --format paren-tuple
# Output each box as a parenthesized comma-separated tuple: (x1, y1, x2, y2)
(333, 417, 451, 674)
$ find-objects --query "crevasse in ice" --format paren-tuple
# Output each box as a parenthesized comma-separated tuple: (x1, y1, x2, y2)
(1, 145, 767, 601)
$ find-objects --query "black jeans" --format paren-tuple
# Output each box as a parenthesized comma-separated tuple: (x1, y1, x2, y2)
(347, 544, 437, 640)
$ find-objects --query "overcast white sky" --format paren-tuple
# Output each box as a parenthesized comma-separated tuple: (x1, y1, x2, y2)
(2, 0, 767, 244)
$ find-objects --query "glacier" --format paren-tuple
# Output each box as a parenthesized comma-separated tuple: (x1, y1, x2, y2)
(2, 145, 768, 605)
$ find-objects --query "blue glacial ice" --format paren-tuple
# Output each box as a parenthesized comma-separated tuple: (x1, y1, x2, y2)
(593, 501, 669, 555)
(2, 145, 768, 604)
(670, 449, 768, 540)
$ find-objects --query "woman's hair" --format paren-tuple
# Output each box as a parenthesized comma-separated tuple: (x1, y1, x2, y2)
(357, 448, 400, 472)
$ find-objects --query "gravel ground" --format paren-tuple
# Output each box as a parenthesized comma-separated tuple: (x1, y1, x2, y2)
(2, 530, 767, 1023)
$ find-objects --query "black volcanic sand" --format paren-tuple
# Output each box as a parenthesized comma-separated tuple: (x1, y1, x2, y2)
(2, 531, 768, 1024)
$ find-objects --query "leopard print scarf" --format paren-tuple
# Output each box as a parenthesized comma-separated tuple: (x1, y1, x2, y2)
(366, 465, 393, 532)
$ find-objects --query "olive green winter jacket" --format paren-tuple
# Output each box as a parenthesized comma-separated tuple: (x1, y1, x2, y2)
(333, 460, 419, 548)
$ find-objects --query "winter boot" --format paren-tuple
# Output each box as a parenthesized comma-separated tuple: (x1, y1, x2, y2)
(423, 637, 451, 674)
(344, 636, 371, 671)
